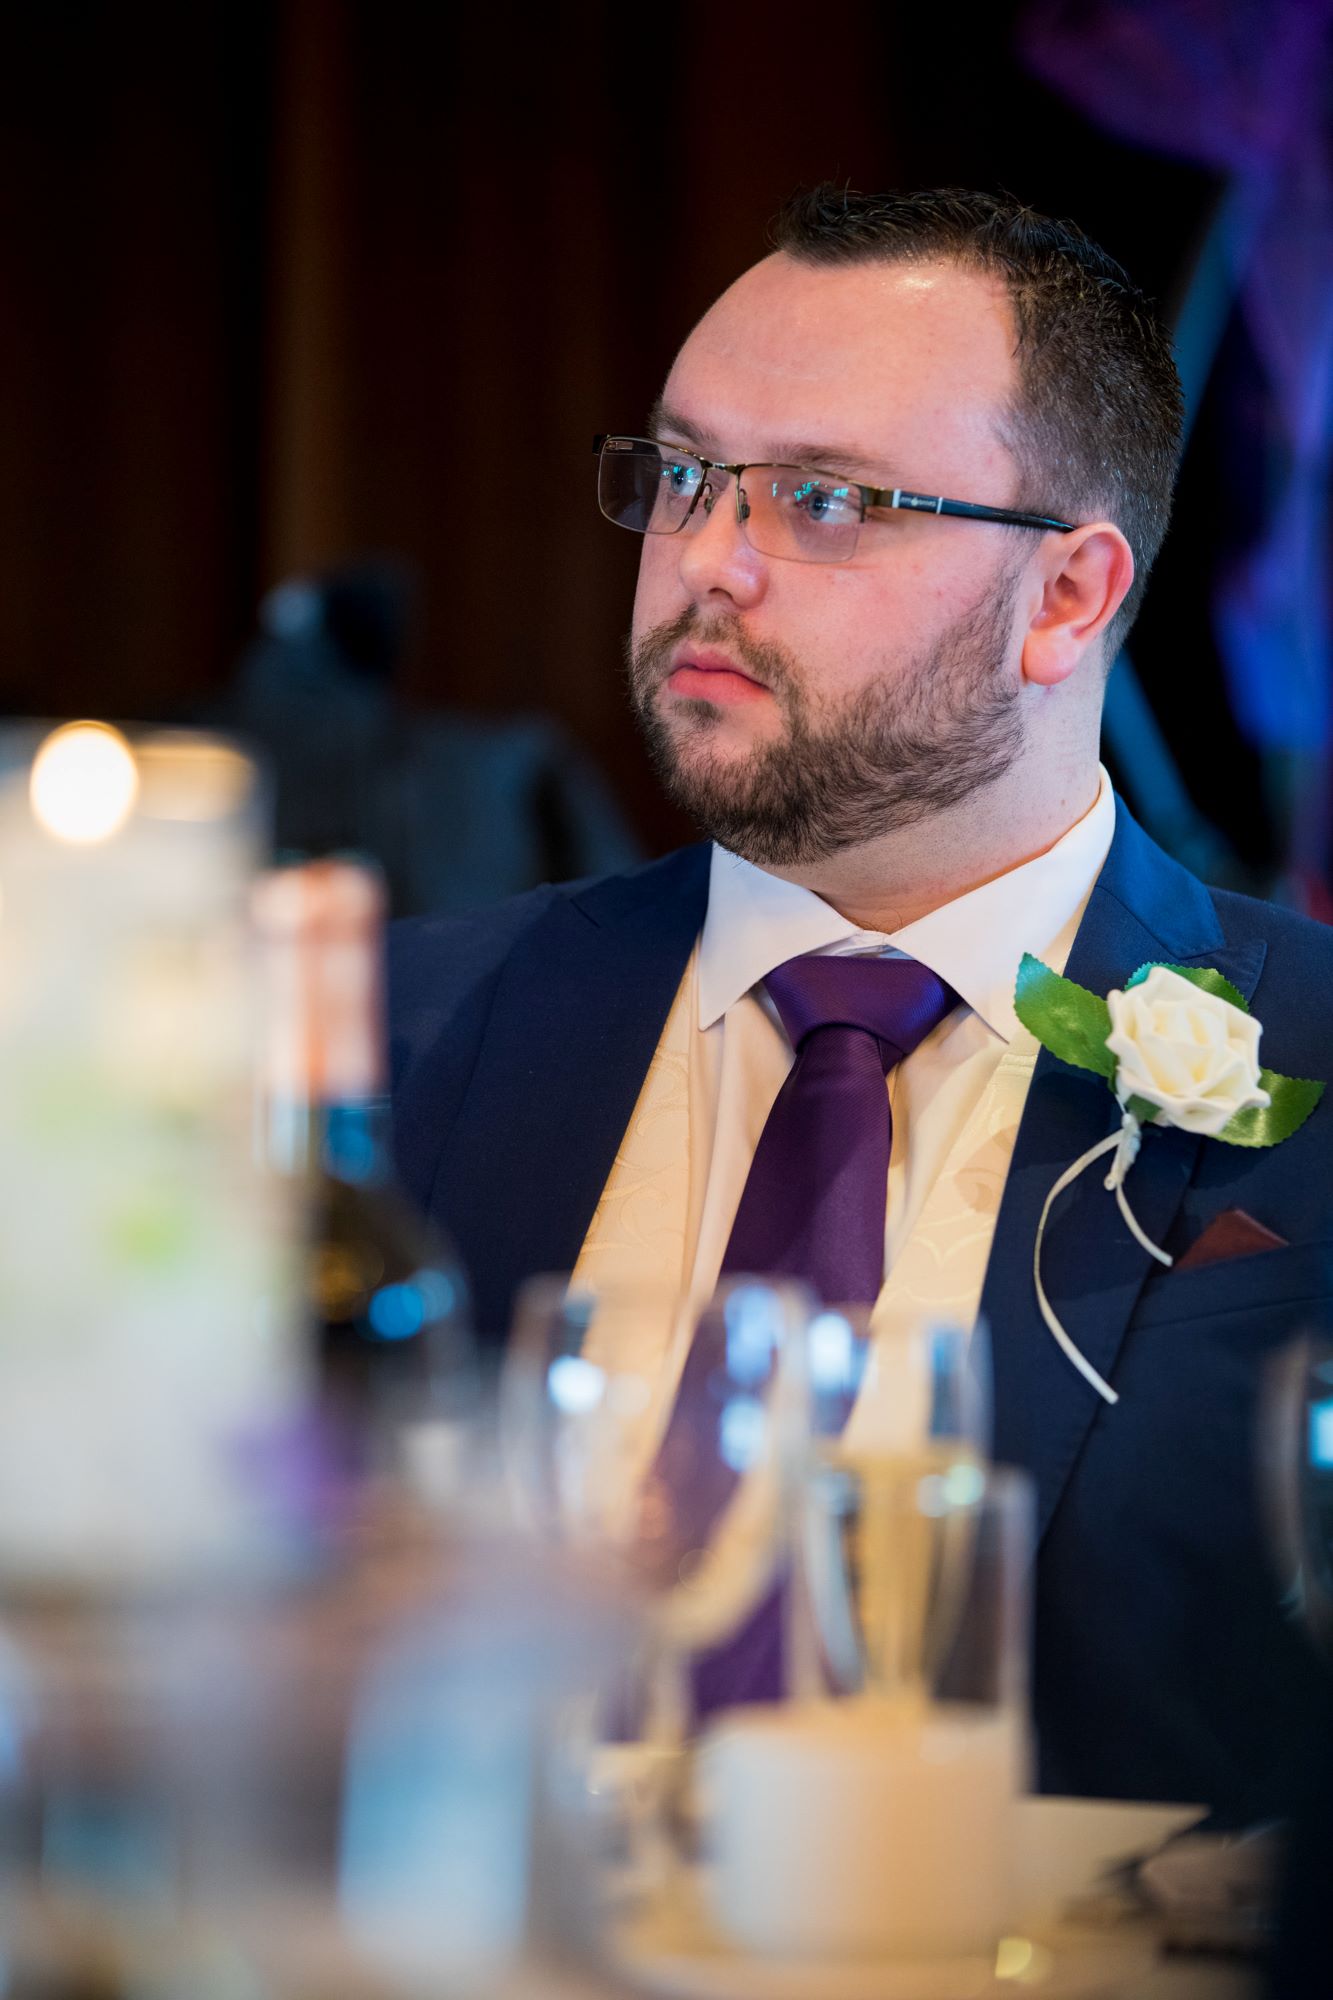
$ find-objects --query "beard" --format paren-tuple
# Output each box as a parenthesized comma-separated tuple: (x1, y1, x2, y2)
(624, 573, 1027, 869)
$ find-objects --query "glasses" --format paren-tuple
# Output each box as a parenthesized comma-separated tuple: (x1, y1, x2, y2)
(593, 434, 1076, 565)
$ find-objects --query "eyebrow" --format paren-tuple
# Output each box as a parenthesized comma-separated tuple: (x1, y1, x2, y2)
(646, 399, 891, 483)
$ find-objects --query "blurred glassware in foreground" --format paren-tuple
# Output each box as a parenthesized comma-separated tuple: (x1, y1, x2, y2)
(1261, 1336, 1333, 1993)
(796, 1309, 990, 1702)
(251, 858, 479, 1523)
(573, 1301, 1031, 1976)
(0, 743, 630, 1996)
(0, 1529, 634, 1998)
(670, 1309, 1027, 1965)
(0, 720, 304, 1588)
(1263, 1336, 1333, 1662)
(502, 1278, 1032, 1976)
(696, 1466, 1033, 1966)
(503, 1275, 812, 1673)
(502, 1276, 813, 1873)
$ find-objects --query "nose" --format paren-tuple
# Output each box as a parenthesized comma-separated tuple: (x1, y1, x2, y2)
(673, 468, 769, 612)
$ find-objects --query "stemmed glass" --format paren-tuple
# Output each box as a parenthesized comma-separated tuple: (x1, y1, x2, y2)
(1263, 1337, 1333, 1662)
(500, 1274, 814, 1865)
(794, 1308, 991, 1705)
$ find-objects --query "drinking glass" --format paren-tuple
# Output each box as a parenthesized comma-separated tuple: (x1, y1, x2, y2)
(1263, 1336, 1333, 1661)
(501, 1275, 814, 1862)
(505, 1275, 813, 1642)
(794, 1308, 991, 1702)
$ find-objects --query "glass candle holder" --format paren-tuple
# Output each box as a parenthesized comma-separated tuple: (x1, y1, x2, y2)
(0, 721, 303, 1586)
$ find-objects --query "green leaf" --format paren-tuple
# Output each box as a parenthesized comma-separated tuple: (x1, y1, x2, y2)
(1215, 1069, 1325, 1148)
(1014, 954, 1116, 1080)
(1125, 961, 1250, 1014)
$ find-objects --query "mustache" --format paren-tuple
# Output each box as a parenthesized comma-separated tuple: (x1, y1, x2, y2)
(626, 610, 797, 700)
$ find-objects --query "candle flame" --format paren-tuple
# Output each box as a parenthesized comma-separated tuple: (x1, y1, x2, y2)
(30, 722, 139, 844)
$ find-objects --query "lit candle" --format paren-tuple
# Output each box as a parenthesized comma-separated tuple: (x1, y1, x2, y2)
(0, 723, 304, 1585)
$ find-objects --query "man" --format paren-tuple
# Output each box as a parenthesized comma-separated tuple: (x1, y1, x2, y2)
(390, 187, 1332, 1817)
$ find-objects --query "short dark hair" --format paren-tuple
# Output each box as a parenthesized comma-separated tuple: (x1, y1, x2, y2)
(768, 185, 1185, 655)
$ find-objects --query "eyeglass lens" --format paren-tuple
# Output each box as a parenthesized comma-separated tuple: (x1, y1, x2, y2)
(597, 438, 864, 563)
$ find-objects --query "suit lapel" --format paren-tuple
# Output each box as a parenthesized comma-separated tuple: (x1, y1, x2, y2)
(981, 807, 1266, 1541)
(435, 846, 710, 1338)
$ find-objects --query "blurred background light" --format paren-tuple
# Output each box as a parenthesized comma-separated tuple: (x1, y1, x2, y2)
(29, 722, 138, 845)
(547, 1353, 606, 1416)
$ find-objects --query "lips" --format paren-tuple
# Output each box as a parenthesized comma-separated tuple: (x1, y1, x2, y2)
(666, 647, 770, 706)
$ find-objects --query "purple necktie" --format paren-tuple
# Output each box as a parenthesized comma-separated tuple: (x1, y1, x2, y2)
(721, 954, 960, 1304)
(661, 952, 959, 1715)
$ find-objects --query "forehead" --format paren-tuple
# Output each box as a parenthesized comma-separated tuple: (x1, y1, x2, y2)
(661, 253, 1018, 482)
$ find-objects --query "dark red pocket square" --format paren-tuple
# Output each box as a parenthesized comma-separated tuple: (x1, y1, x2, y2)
(1175, 1208, 1289, 1271)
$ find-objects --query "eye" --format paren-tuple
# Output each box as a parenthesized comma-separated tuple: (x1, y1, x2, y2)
(661, 458, 702, 498)
(786, 477, 859, 528)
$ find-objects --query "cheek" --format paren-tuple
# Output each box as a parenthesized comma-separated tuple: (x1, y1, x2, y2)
(808, 576, 908, 673)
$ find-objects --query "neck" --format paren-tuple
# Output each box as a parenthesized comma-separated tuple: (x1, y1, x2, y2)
(768, 756, 1102, 933)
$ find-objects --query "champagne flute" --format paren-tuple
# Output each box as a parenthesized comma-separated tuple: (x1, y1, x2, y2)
(796, 1308, 991, 1704)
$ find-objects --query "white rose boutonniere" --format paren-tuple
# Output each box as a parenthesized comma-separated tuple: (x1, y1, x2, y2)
(1014, 955, 1324, 1406)
(1104, 965, 1270, 1138)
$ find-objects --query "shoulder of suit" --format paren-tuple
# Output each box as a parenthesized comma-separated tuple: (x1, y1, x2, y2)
(387, 844, 711, 1000)
(1207, 881, 1333, 1072)
(1111, 800, 1333, 991)
(1208, 881, 1333, 965)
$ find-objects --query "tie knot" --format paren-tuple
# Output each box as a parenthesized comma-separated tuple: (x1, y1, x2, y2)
(763, 953, 958, 1068)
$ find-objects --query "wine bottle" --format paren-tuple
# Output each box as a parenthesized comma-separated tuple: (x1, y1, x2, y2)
(252, 860, 477, 1506)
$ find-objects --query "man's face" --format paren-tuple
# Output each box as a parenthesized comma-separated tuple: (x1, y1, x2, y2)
(627, 253, 1035, 867)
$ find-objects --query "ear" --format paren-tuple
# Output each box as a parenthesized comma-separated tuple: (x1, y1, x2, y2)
(1021, 523, 1135, 688)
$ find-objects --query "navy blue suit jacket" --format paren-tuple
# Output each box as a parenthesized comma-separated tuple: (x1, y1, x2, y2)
(389, 804, 1333, 1816)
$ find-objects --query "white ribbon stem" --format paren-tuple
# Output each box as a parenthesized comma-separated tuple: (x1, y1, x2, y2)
(1033, 1131, 1123, 1406)
(1032, 1111, 1175, 1407)
(1113, 1181, 1175, 1267)
(1103, 1111, 1174, 1269)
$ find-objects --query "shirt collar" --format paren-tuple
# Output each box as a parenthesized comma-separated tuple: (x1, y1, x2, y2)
(698, 768, 1116, 1042)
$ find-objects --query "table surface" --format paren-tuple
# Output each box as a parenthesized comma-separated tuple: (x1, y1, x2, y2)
(2, 1797, 1263, 2000)
(604, 1797, 1262, 2000)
